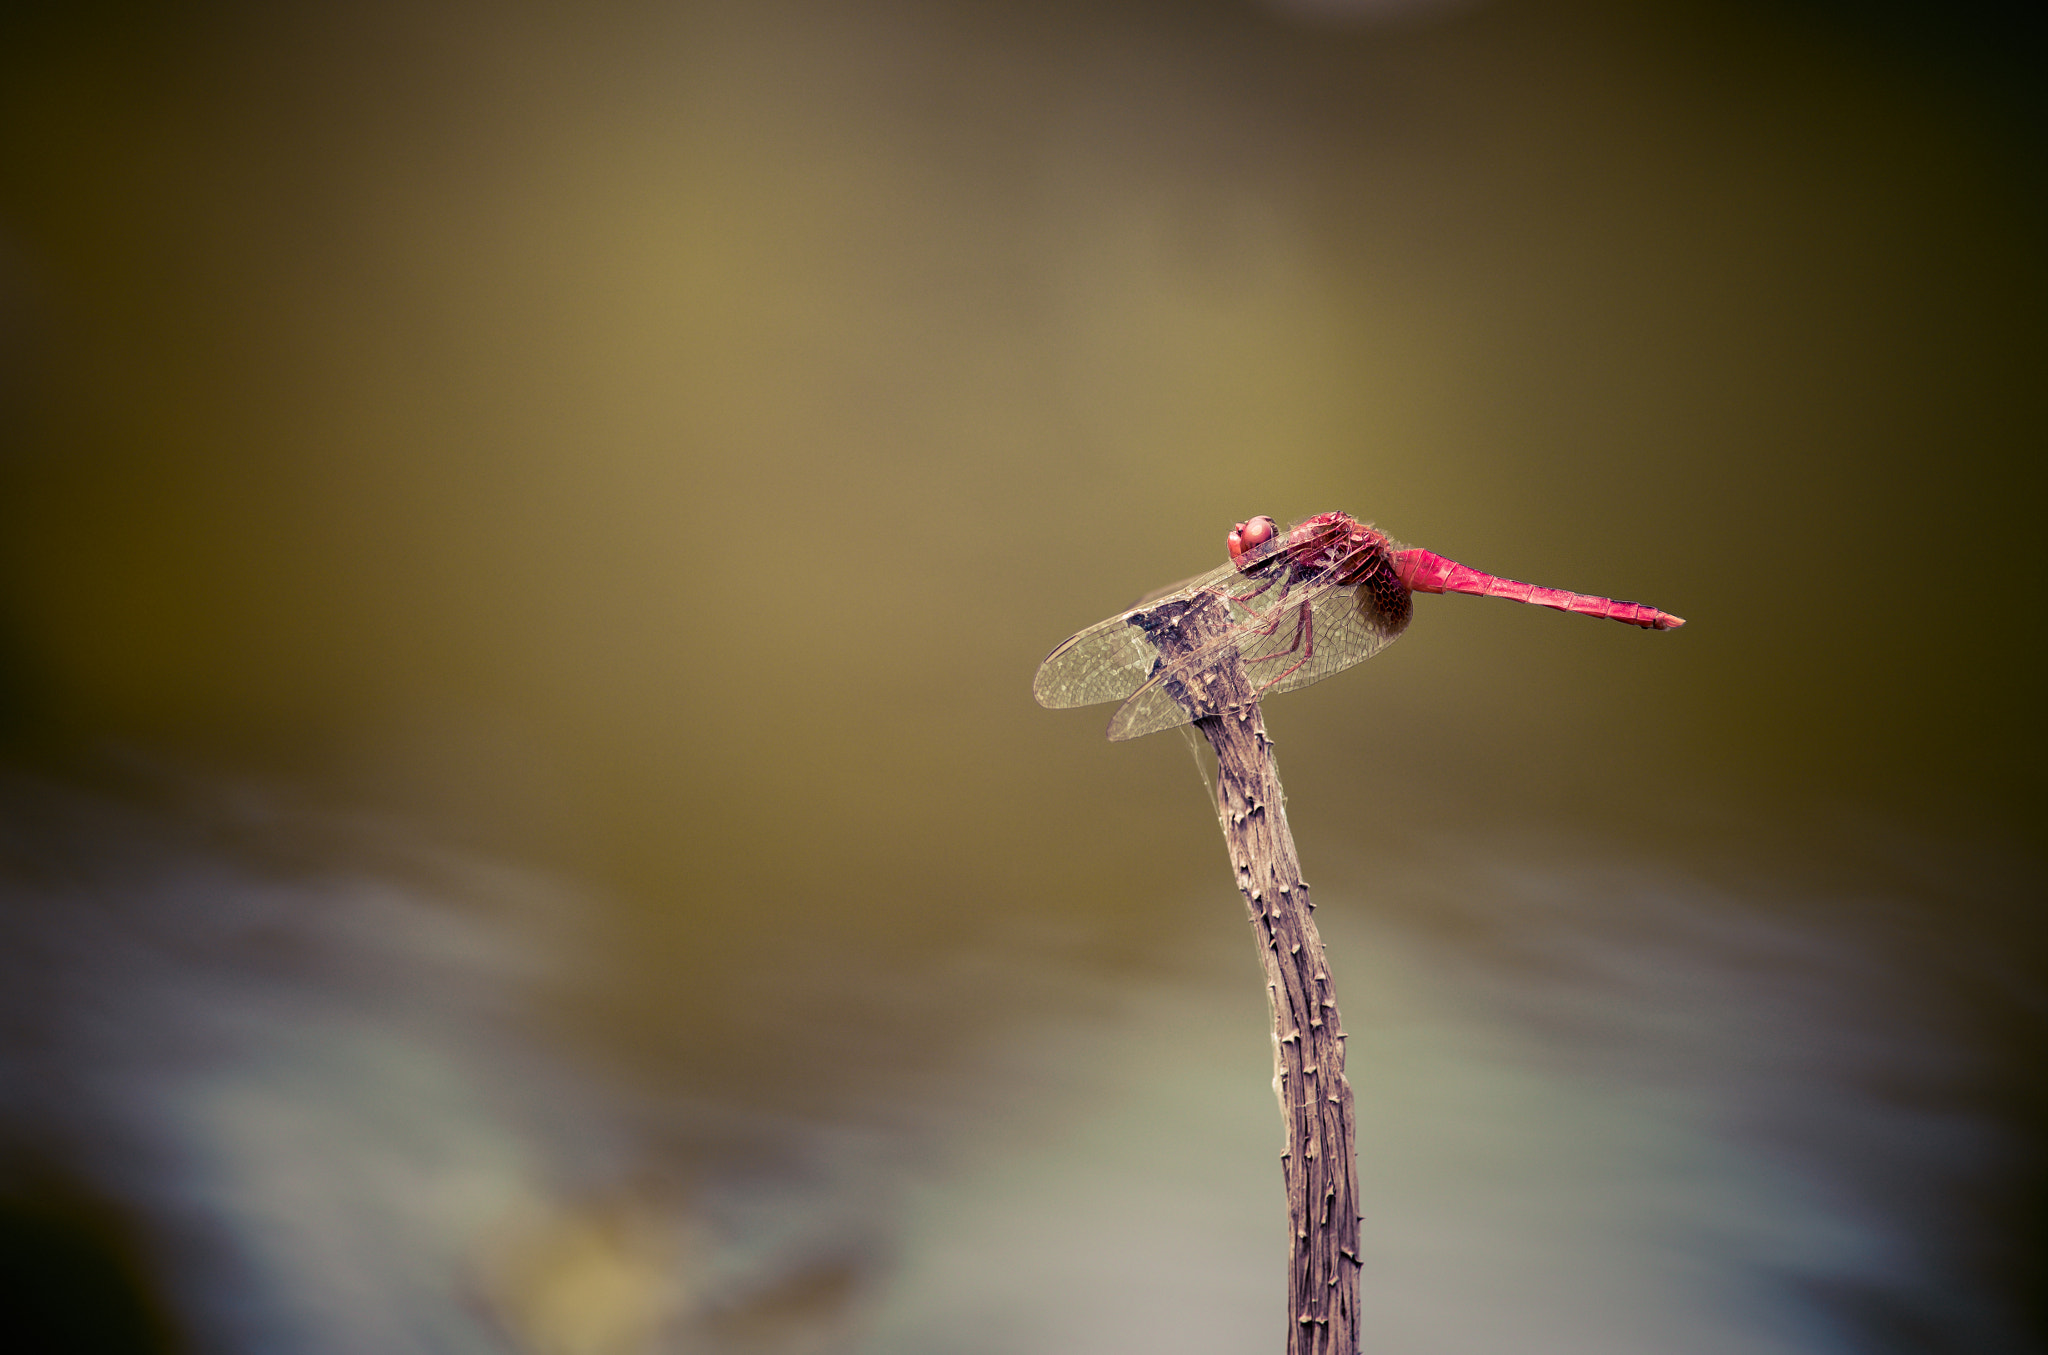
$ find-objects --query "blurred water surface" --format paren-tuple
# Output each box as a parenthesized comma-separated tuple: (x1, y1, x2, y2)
(0, 772, 2033, 1352)
(0, 0, 2041, 1351)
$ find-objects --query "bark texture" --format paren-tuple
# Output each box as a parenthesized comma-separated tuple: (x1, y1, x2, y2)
(1129, 591, 1361, 1355)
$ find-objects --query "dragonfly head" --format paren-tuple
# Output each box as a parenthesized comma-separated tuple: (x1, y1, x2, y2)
(1227, 515, 1278, 564)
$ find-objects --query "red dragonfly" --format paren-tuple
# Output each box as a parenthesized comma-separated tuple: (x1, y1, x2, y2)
(1034, 512, 1684, 741)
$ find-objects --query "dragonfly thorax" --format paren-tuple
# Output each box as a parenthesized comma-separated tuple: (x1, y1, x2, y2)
(1323, 518, 1413, 636)
(1235, 511, 1414, 639)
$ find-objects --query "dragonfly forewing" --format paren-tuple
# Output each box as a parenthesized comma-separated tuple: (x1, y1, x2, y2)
(1031, 559, 1244, 709)
(1035, 519, 1379, 736)
(1102, 581, 1406, 740)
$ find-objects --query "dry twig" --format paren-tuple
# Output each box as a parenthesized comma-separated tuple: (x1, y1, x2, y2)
(1128, 590, 1360, 1355)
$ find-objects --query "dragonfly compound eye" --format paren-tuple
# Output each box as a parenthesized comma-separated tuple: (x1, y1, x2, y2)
(1227, 515, 1278, 561)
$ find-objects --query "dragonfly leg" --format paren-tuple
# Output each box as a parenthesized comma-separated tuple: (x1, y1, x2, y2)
(1240, 589, 1299, 641)
(1231, 559, 1308, 615)
(1229, 570, 1282, 611)
(1244, 600, 1316, 692)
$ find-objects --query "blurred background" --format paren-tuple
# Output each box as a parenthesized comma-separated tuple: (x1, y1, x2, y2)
(0, 0, 2042, 1351)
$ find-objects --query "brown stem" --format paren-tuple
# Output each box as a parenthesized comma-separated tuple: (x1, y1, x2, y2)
(1128, 592, 1361, 1355)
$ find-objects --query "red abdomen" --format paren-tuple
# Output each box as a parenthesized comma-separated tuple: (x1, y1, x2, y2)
(1395, 549, 1683, 630)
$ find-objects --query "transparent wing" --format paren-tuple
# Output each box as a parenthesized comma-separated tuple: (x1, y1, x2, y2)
(1033, 519, 1362, 713)
(1031, 558, 1245, 710)
(1106, 582, 1407, 742)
